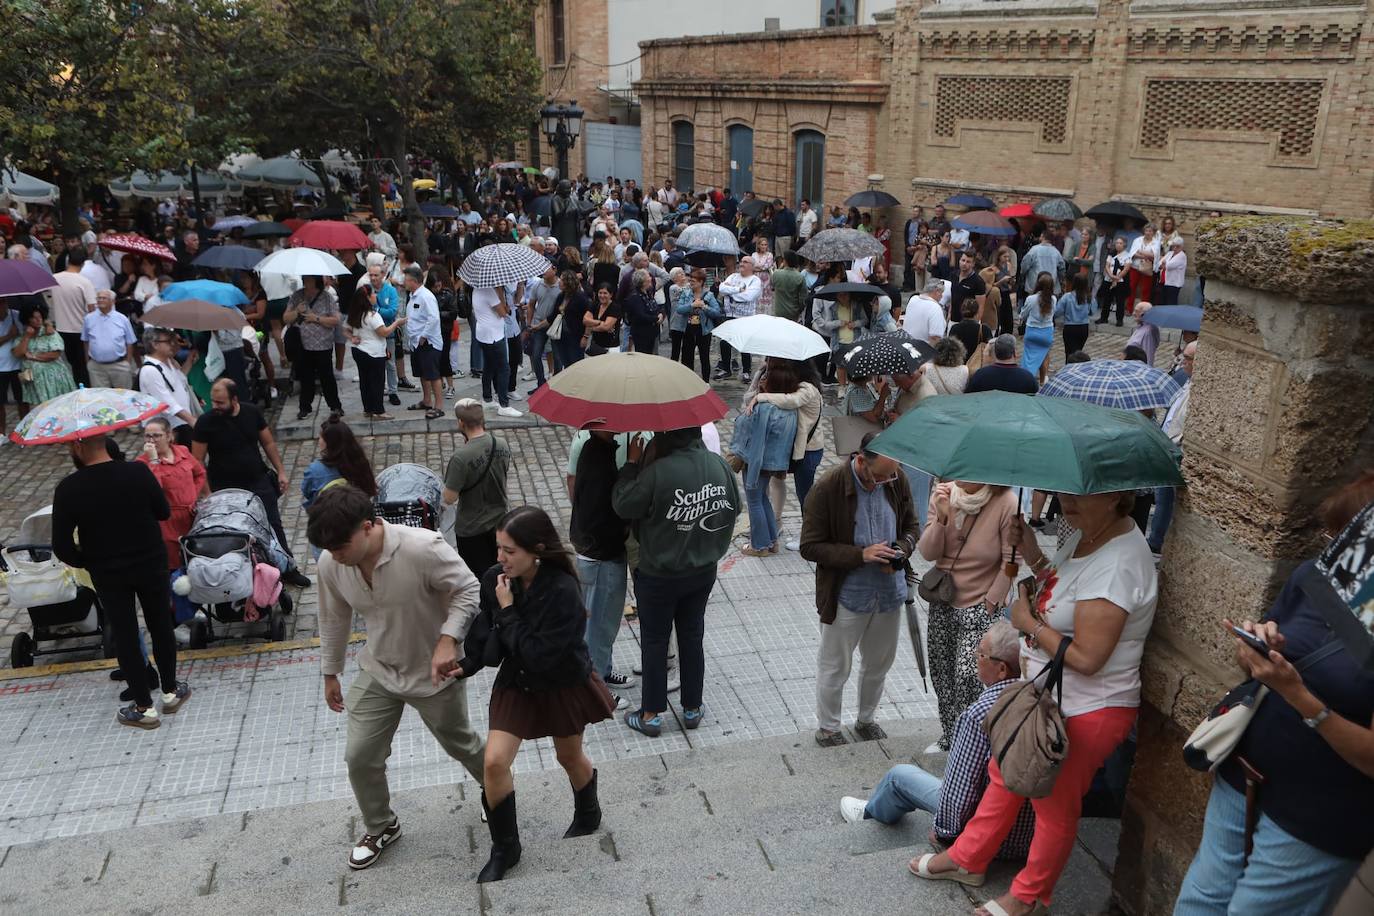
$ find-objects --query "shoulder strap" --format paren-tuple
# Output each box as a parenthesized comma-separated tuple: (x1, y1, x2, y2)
(1296, 563, 1364, 668)
(935, 506, 982, 571)
(1294, 638, 1343, 673)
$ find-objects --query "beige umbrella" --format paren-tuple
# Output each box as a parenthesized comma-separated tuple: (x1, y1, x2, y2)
(527, 352, 728, 432)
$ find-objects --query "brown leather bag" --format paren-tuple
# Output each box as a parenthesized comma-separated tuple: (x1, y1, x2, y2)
(966, 322, 990, 373)
(983, 637, 1072, 798)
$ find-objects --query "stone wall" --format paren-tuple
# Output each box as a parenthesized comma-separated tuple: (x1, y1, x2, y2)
(1113, 216, 1374, 914)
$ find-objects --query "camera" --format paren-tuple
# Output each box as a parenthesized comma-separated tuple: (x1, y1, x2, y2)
(887, 541, 905, 570)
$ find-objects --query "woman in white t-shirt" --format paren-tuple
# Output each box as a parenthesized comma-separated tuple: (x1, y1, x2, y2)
(345, 284, 406, 420)
(1127, 223, 1161, 312)
(915, 490, 1156, 916)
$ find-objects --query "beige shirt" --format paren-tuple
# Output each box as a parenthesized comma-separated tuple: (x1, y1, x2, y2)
(318, 522, 480, 697)
(51, 271, 97, 335)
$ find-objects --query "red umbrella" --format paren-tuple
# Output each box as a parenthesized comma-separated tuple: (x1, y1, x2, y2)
(999, 203, 1035, 219)
(99, 234, 176, 263)
(289, 220, 368, 251)
(282, 218, 307, 231)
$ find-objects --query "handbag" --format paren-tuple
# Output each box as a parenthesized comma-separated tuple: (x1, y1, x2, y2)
(917, 508, 980, 605)
(547, 313, 565, 341)
(1182, 637, 1344, 773)
(18, 365, 33, 383)
(966, 322, 990, 373)
(983, 636, 1074, 798)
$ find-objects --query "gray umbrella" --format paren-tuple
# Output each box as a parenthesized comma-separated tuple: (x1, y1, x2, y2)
(904, 600, 928, 690)
(796, 228, 886, 263)
(677, 222, 742, 256)
(1034, 197, 1084, 221)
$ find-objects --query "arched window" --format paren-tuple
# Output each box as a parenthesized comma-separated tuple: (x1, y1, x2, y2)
(727, 124, 754, 195)
(673, 121, 695, 191)
(794, 130, 825, 209)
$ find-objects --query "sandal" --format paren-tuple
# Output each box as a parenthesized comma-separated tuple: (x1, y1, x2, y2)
(977, 899, 1049, 916)
(814, 728, 848, 748)
(908, 852, 984, 887)
(424, 408, 444, 420)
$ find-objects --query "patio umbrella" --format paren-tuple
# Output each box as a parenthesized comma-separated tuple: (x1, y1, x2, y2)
(10, 388, 168, 446)
(1085, 201, 1147, 223)
(1141, 305, 1202, 333)
(528, 352, 728, 432)
(813, 282, 885, 300)
(256, 247, 348, 277)
(945, 193, 996, 210)
(160, 279, 249, 308)
(289, 220, 369, 252)
(142, 300, 249, 332)
(711, 314, 829, 360)
(677, 222, 742, 256)
(1035, 198, 1083, 221)
(999, 203, 1035, 219)
(458, 243, 551, 288)
(1313, 499, 1374, 672)
(0, 167, 58, 204)
(870, 391, 1184, 494)
(491, 161, 523, 171)
(108, 170, 184, 199)
(192, 245, 264, 271)
(737, 198, 767, 220)
(211, 215, 261, 232)
(419, 201, 462, 219)
(838, 332, 935, 377)
(951, 210, 1015, 237)
(797, 228, 885, 263)
(242, 221, 293, 239)
(238, 156, 325, 189)
(845, 189, 902, 209)
(0, 260, 57, 296)
(99, 234, 176, 264)
(1039, 359, 1182, 412)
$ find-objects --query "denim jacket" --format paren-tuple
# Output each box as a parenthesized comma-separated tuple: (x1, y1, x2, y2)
(671, 286, 725, 334)
(729, 402, 798, 489)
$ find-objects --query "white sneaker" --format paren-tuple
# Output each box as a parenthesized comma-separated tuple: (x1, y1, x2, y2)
(666, 663, 681, 694)
(507, 390, 525, 401)
(923, 741, 946, 755)
(612, 694, 629, 712)
(839, 796, 868, 824)
(520, 369, 536, 381)
(497, 405, 523, 419)
(786, 538, 801, 551)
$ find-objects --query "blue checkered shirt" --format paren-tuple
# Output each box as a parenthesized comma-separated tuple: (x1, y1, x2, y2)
(935, 678, 1036, 859)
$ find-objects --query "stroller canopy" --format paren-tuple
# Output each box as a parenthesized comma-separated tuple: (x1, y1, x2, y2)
(14, 505, 55, 547)
(188, 488, 291, 572)
(376, 463, 444, 508)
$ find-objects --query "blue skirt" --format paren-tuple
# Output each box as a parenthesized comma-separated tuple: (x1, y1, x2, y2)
(1020, 324, 1054, 374)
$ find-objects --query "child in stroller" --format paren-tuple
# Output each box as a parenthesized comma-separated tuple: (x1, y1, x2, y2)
(374, 463, 445, 531)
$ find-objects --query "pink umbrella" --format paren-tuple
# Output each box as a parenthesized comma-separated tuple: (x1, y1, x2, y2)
(99, 234, 176, 263)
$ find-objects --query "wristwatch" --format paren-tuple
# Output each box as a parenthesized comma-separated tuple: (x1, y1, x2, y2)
(1303, 706, 1331, 729)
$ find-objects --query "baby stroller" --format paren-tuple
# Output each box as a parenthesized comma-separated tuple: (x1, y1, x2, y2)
(1, 506, 113, 667)
(374, 463, 445, 531)
(179, 488, 294, 647)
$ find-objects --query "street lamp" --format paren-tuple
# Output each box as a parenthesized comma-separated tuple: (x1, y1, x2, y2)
(540, 100, 584, 181)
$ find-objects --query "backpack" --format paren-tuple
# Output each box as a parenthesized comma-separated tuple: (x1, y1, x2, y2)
(135, 359, 172, 394)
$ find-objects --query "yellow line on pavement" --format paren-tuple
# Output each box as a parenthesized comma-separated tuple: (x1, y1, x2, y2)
(0, 632, 368, 682)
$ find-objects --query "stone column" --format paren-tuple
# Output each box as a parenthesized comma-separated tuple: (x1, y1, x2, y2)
(1113, 216, 1374, 915)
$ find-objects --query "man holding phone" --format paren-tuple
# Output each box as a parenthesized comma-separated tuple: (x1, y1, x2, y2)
(801, 432, 920, 747)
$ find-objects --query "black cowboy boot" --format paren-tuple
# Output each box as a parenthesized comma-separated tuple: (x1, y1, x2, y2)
(477, 791, 522, 883)
(563, 769, 602, 838)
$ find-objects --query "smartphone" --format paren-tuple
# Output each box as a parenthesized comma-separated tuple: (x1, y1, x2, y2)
(1018, 575, 1038, 600)
(1230, 625, 1270, 655)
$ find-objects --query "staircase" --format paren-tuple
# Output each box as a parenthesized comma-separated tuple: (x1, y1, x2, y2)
(0, 720, 1118, 914)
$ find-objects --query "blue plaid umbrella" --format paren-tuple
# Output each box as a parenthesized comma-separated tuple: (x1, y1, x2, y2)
(1039, 359, 1181, 412)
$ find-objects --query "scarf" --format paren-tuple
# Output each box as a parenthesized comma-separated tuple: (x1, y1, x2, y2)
(949, 482, 995, 529)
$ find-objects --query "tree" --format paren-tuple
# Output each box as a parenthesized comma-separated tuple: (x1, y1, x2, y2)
(0, 0, 258, 232)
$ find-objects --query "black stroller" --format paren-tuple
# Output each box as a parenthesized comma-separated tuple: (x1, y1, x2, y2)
(179, 488, 294, 647)
(374, 463, 445, 531)
(1, 505, 114, 667)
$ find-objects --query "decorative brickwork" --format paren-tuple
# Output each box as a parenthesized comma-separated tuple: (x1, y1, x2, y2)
(931, 75, 1073, 145)
(1127, 22, 1362, 61)
(1137, 78, 1326, 164)
(920, 27, 1095, 60)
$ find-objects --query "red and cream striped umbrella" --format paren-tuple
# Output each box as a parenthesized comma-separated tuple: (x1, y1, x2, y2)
(528, 352, 728, 432)
(99, 234, 176, 263)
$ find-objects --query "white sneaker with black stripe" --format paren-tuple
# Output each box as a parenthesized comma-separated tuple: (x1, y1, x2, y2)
(604, 669, 637, 691)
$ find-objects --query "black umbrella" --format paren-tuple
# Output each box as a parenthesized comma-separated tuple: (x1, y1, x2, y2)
(1034, 197, 1083, 221)
(241, 221, 293, 239)
(814, 282, 885, 299)
(310, 206, 347, 220)
(1085, 201, 1147, 223)
(419, 201, 461, 218)
(945, 193, 996, 210)
(845, 189, 901, 209)
(684, 249, 726, 268)
(738, 198, 767, 219)
(838, 331, 935, 377)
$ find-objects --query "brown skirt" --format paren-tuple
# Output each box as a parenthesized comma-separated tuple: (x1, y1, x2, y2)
(488, 671, 616, 740)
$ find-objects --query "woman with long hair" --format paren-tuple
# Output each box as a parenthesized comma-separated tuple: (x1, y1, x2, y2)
(752, 236, 775, 314)
(1055, 272, 1094, 358)
(345, 284, 406, 420)
(301, 415, 378, 511)
(551, 270, 590, 369)
(745, 356, 826, 547)
(931, 231, 956, 281)
(457, 506, 616, 883)
(589, 238, 620, 292)
(734, 358, 801, 557)
(427, 266, 458, 397)
(1018, 272, 1056, 384)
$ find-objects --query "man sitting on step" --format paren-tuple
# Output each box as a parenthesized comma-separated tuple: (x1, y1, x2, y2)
(838, 620, 1035, 865)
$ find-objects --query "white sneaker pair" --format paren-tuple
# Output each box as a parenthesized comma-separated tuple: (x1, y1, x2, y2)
(497, 405, 522, 419)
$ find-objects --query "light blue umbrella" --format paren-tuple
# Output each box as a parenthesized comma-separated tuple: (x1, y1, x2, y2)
(1142, 305, 1202, 333)
(1039, 359, 1182, 412)
(160, 279, 249, 308)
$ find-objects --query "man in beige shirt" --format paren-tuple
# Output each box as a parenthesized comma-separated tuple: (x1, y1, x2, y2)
(311, 484, 486, 871)
(50, 247, 97, 388)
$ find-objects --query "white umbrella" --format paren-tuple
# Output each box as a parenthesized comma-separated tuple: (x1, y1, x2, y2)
(255, 247, 348, 277)
(711, 314, 829, 360)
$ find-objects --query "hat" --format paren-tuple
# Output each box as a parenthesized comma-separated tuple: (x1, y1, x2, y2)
(365, 252, 386, 268)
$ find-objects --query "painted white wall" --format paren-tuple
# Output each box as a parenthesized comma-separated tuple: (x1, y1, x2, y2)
(605, 0, 896, 91)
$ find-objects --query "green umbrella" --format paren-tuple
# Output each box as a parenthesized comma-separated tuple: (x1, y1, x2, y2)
(870, 391, 1183, 494)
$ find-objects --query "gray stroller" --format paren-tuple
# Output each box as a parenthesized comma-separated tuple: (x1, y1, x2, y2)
(180, 488, 294, 647)
(374, 463, 446, 531)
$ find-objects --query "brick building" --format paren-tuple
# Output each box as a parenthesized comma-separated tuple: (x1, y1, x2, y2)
(637, 0, 1374, 230)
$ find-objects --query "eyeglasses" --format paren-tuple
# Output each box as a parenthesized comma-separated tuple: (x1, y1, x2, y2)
(977, 651, 1012, 666)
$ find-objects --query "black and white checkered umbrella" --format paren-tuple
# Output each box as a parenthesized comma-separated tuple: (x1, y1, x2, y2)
(839, 332, 935, 377)
(458, 243, 552, 288)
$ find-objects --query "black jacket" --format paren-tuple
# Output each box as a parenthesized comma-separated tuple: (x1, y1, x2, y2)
(459, 564, 593, 691)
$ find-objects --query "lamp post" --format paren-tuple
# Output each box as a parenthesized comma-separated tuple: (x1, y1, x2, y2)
(540, 100, 584, 181)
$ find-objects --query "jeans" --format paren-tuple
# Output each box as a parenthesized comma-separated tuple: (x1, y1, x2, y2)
(577, 555, 627, 678)
(528, 328, 551, 386)
(468, 321, 483, 374)
(865, 763, 943, 824)
(384, 337, 398, 394)
(633, 568, 715, 714)
(91, 561, 179, 708)
(904, 465, 932, 531)
(352, 348, 386, 415)
(479, 340, 509, 406)
(794, 448, 824, 510)
(1174, 777, 1360, 916)
(620, 319, 631, 351)
(1148, 486, 1176, 553)
(555, 331, 584, 369)
(745, 476, 779, 550)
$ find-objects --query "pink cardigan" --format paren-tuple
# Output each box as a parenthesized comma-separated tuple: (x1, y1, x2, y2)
(916, 487, 1017, 608)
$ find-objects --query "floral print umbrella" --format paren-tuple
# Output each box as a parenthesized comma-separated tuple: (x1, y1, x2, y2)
(11, 387, 168, 446)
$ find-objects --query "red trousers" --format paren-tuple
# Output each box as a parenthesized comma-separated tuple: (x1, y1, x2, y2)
(1127, 267, 1154, 312)
(949, 705, 1137, 905)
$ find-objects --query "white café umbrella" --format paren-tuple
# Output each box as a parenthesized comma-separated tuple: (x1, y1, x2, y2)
(255, 247, 348, 277)
(710, 314, 829, 360)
